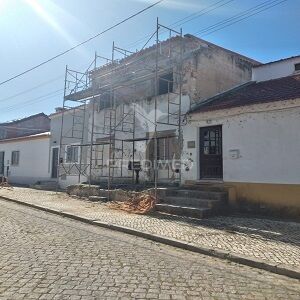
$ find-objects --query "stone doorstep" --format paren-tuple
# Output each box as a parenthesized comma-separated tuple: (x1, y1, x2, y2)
(155, 204, 212, 218)
(161, 196, 225, 208)
(165, 189, 228, 200)
(0, 195, 299, 280)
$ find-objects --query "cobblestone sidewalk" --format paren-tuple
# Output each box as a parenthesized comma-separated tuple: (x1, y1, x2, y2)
(1, 187, 299, 272)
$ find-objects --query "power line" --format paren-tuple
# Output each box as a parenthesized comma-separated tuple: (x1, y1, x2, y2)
(194, 0, 283, 35)
(193, 0, 288, 37)
(0, 0, 289, 114)
(169, 0, 235, 28)
(125, 0, 235, 50)
(1, 89, 63, 112)
(0, 75, 64, 103)
(0, 0, 163, 87)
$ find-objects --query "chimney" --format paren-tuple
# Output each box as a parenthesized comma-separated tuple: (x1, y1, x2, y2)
(55, 107, 65, 113)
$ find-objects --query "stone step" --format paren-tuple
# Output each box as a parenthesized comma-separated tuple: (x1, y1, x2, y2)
(165, 189, 227, 201)
(156, 204, 211, 219)
(182, 184, 226, 192)
(31, 181, 59, 191)
(88, 196, 108, 202)
(161, 196, 225, 209)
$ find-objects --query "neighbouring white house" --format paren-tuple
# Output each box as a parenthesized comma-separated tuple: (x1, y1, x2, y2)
(182, 55, 300, 216)
(0, 132, 51, 185)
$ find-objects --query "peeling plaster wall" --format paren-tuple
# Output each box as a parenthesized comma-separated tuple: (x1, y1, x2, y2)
(88, 36, 256, 183)
(183, 46, 253, 104)
(91, 35, 256, 109)
(89, 94, 190, 183)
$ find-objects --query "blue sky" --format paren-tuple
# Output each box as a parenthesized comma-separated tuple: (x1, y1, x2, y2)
(0, 0, 299, 122)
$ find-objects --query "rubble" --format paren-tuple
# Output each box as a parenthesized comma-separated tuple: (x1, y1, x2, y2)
(108, 191, 157, 214)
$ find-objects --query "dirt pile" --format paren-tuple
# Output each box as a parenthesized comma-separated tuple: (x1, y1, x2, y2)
(108, 192, 157, 214)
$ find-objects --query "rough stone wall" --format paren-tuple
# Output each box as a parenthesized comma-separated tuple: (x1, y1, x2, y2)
(91, 35, 257, 108)
(182, 43, 254, 105)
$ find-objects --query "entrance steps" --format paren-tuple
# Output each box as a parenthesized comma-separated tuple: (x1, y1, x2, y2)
(31, 180, 59, 191)
(88, 195, 108, 202)
(156, 184, 228, 219)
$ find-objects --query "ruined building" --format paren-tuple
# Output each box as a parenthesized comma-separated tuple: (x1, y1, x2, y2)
(56, 23, 259, 189)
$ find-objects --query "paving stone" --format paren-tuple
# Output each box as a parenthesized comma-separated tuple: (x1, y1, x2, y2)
(0, 200, 300, 299)
(1, 187, 299, 269)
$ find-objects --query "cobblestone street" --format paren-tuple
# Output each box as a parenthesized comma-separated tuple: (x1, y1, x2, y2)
(0, 200, 300, 299)
(0, 187, 299, 270)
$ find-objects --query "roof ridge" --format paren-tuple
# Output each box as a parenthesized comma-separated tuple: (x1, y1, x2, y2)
(0, 112, 48, 125)
(189, 81, 254, 113)
(189, 74, 300, 114)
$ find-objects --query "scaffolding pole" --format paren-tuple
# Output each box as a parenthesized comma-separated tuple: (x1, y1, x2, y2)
(59, 19, 185, 197)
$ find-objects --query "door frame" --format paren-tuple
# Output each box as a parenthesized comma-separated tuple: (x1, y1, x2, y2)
(51, 146, 59, 179)
(199, 125, 223, 180)
(0, 151, 4, 176)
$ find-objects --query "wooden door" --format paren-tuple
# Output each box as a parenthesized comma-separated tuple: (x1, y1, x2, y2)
(51, 148, 59, 178)
(200, 126, 223, 179)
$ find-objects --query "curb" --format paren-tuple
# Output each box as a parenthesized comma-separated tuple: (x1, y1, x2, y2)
(1, 195, 300, 280)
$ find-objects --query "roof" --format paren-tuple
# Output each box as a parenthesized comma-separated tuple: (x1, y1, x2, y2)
(48, 105, 85, 118)
(189, 74, 300, 114)
(0, 113, 49, 126)
(253, 55, 300, 68)
(91, 34, 260, 75)
(0, 132, 50, 144)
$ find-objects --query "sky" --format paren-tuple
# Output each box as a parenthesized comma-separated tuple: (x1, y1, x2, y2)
(0, 0, 299, 122)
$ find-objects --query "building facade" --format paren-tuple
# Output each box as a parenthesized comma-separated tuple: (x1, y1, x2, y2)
(60, 32, 259, 187)
(183, 56, 300, 216)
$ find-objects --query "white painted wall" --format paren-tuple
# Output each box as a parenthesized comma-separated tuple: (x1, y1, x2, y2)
(0, 136, 51, 185)
(50, 110, 88, 188)
(182, 101, 300, 184)
(252, 56, 300, 82)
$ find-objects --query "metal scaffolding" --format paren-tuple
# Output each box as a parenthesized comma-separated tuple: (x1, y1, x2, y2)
(58, 19, 185, 196)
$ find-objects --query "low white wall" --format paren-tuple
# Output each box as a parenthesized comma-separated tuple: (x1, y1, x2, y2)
(182, 101, 300, 185)
(0, 137, 51, 185)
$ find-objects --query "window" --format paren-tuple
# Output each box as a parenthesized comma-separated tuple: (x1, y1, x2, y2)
(0, 128, 6, 140)
(11, 151, 20, 166)
(66, 145, 79, 163)
(295, 63, 300, 72)
(97, 92, 113, 111)
(158, 73, 173, 95)
(157, 137, 175, 160)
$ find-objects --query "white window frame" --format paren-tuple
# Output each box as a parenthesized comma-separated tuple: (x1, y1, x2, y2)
(11, 150, 20, 166)
(65, 144, 80, 164)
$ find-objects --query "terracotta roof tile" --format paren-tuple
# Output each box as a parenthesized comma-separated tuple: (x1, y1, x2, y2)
(189, 74, 300, 113)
